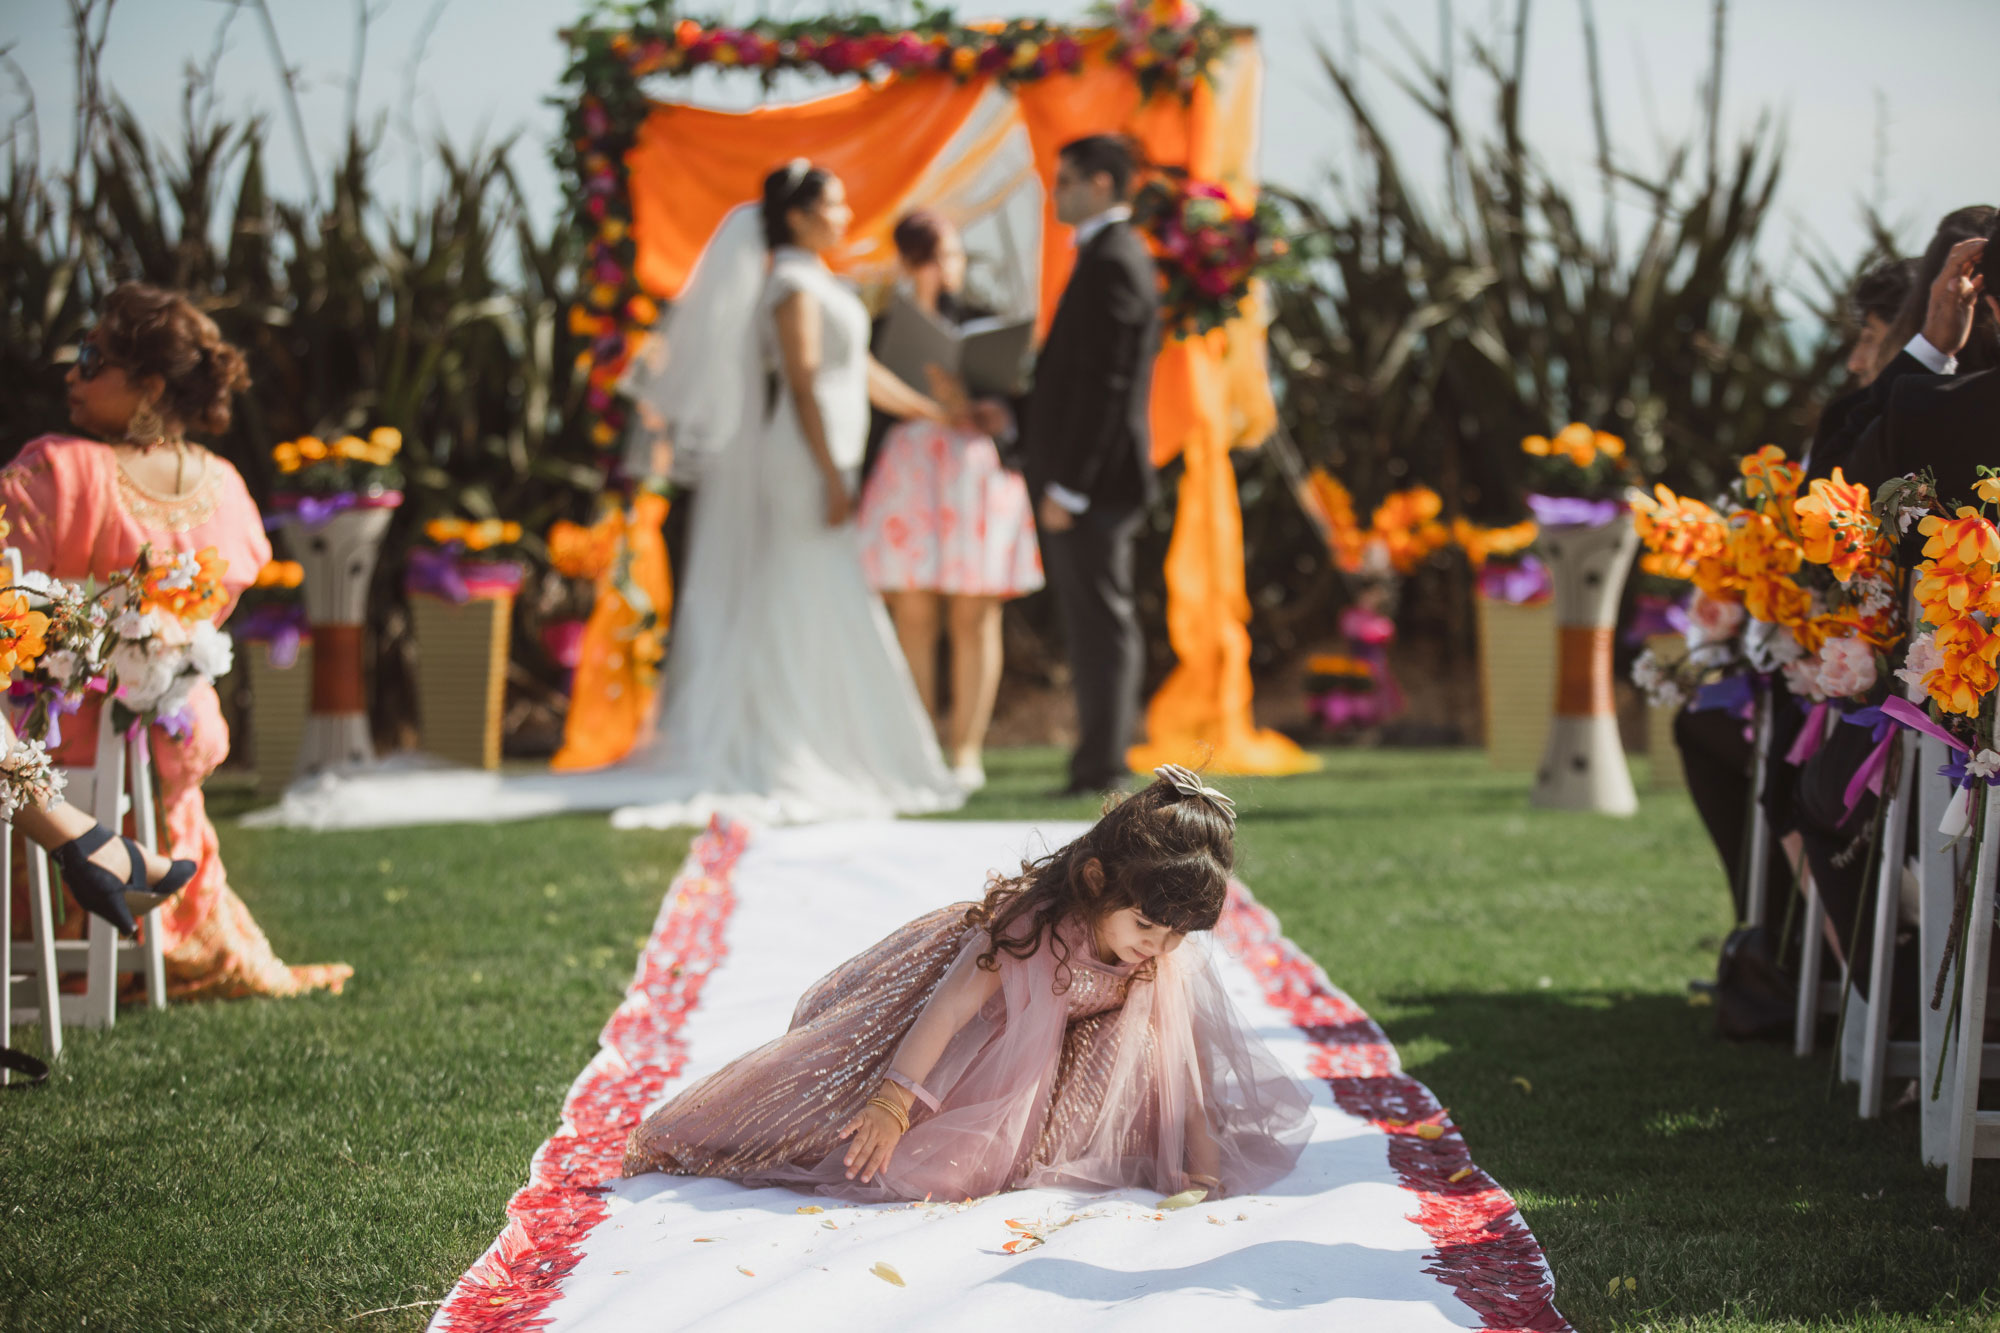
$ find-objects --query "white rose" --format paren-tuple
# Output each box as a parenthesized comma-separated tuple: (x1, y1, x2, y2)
(1744, 619, 1805, 673)
(185, 620, 235, 680)
(111, 608, 157, 640)
(109, 642, 176, 709)
(40, 649, 79, 685)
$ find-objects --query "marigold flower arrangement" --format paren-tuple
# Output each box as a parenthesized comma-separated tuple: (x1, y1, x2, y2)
(233, 559, 310, 669)
(269, 427, 406, 519)
(408, 515, 529, 606)
(1519, 423, 1640, 522)
(1629, 448, 1903, 709)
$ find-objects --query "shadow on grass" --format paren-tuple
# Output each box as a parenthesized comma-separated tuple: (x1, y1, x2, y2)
(1379, 989, 2000, 1329)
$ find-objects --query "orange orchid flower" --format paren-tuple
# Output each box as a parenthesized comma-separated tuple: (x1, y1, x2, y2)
(1918, 507, 2000, 569)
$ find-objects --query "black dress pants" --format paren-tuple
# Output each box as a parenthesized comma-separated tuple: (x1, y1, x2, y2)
(1674, 703, 1797, 930)
(1041, 506, 1145, 788)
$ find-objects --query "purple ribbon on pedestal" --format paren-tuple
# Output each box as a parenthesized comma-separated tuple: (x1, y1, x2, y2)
(1477, 555, 1553, 605)
(1526, 493, 1626, 528)
(405, 546, 471, 604)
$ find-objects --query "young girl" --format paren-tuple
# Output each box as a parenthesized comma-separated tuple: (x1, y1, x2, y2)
(622, 766, 1314, 1202)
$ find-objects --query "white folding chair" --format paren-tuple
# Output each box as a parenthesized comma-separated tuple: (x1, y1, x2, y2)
(7, 718, 169, 1029)
(1943, 781, 2000, 1207)
(1742, 695, 1776, 932)
(1790, 705, 1845, 1057)
(2, 813, 64, 1082)
(1855, 728, 1918, 1113)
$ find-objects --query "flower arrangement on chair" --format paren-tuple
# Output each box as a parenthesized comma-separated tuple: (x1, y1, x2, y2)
(1629, 451, 1903, 713)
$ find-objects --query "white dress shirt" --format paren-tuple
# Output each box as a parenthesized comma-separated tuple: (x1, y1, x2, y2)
(1906, 332, 1959, 376)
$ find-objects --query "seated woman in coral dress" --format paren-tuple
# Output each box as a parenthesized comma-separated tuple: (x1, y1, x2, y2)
(2, 282, 350, 999)
(624, 767, 1312, 1201)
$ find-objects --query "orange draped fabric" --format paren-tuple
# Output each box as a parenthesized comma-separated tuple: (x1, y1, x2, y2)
(599, 37, 1312, 777)
(550, 492, 673, 771)
(628, 76, 994, 296)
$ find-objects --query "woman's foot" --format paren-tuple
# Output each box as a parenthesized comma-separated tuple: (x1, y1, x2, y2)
(950, 757, 986, 793)
(55, 828, 195, 936)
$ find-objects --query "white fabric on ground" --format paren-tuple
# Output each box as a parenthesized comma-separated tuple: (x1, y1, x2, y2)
(438, 820, 1534, 1331)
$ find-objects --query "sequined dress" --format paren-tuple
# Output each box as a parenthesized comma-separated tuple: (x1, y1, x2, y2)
(623, 906, 1313, 1202)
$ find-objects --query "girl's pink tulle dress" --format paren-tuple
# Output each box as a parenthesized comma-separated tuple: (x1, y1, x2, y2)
(623, 905, 1314, 1202)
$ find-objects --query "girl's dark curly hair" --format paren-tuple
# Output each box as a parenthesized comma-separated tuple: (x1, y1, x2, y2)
(964, 771, 1236, 984)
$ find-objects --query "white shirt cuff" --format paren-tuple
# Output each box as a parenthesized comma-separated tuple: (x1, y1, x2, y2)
(1045, 483, 1090, 515)
(1906, 333, 1959, 376)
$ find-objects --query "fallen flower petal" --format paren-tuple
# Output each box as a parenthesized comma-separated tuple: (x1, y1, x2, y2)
(1416, 1124, 1445, 1140)
(1157, 1188, 1209, 1210)
(1449, 1167, 1475, 1184)
(871, 1262, 906, 1287)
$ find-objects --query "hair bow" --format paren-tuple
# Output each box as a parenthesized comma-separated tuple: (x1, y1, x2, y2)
(1153, 763, 1236, 825)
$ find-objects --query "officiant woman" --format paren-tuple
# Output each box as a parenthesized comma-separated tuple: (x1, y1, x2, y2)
(857, 211, 1042, 794)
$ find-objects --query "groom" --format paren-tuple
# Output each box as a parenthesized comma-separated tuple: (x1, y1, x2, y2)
(986, 135, 1162, 796)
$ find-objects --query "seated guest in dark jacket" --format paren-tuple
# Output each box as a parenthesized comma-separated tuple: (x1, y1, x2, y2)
(1787, 218, 1997, 1026)
(1846, 220, 1999, 507)
(1674, 255, 1920, 951)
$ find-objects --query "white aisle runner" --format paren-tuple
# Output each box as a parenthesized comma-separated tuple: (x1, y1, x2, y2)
(431, 820, 1568, 1333)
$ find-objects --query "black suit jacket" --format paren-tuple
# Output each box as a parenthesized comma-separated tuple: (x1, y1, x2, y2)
(1020, 219, 1161, 513)
(1846, 364, 1999, 561)
(1803, 350, 1936, 483)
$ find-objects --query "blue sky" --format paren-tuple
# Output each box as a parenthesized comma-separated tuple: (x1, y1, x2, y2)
(4, 0, 1995, 301)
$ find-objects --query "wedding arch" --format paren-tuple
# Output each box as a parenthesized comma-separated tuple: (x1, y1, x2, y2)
(557, 8, 1316, 777)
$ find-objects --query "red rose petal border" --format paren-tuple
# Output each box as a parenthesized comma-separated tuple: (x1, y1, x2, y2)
(1216, 882, 1571, 1333)
(434, 821, 1567, 1332)
(434, 816, 748, 1333)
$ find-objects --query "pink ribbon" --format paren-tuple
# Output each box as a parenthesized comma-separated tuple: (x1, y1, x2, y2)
(1838, 696, 1975, 825)
(1785, 702, 1830, 766)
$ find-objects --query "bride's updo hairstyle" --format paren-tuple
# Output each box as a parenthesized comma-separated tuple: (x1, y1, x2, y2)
(966, 769, 1236, 981)
(761, 159, 835, 250)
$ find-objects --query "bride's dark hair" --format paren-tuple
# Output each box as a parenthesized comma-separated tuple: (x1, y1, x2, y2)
(964, 772, 1236, 980)
(761, 160, 835, 250)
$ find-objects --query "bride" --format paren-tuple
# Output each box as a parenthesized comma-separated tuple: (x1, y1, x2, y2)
(611, 162, 967, 827)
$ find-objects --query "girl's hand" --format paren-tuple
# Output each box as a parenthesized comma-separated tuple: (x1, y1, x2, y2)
(837, 1102, 903, 1183)
(822, 469, 854, 528)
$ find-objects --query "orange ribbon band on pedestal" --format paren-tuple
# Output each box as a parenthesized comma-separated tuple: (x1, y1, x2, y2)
(310, 623, 368, 715)
(1553, 625, 1616, 717)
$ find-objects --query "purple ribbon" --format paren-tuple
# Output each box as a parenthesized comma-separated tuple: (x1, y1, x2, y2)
(1526, 493, 1626, 528)
(234, 604, 309, 668)
(1692, 673, 1757, 718)
(405, 546, 471, 604)
(1834, 704, 1901, 822)
(1624, 593, 1691, 645)
(1477, 555, 1553, 605)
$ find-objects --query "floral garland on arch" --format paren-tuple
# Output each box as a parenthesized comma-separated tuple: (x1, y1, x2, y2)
(1131, 174, 1298, 336)
(559, 1, 1236, 453)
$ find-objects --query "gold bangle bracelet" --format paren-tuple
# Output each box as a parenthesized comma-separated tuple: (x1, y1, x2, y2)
(866, 1096, 910, 1133)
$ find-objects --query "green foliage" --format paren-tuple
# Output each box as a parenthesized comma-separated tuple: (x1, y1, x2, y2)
(0, 90, 605, 743)
(1245, 5, 1882, 669)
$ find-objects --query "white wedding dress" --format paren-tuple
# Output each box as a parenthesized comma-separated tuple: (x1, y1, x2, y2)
(609, 246, 962, 827)
(246, 230, 961, 832)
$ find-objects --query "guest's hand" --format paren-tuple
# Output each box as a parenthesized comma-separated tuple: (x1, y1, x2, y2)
(1038, 494, 1077, 533)
(925, 365, 973, 428)
(969, 399, 1013, 439)
(822, 469, 854, 528)
(1923, 237, 1988, 357)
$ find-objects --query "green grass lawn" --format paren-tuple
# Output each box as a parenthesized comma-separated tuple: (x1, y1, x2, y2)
(3, 748, 1997, 1331)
